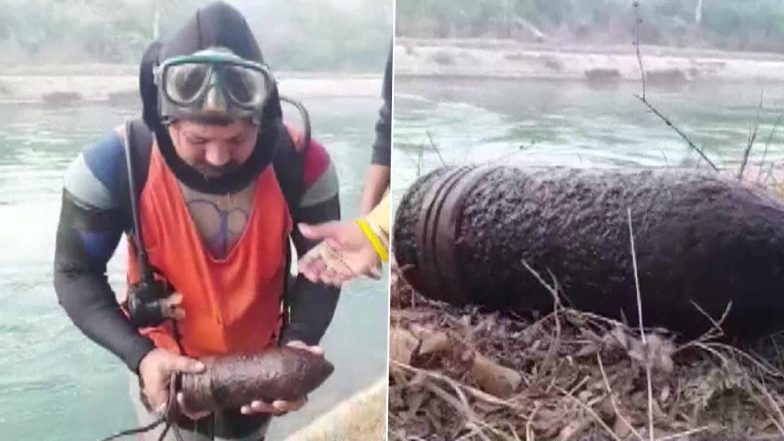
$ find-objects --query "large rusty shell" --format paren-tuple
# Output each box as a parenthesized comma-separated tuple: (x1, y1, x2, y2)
(394, 165, 784, 340)
(180, 347, 334, 412)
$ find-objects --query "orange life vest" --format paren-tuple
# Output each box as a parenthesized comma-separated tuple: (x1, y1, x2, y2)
(126, 142, 292, 357)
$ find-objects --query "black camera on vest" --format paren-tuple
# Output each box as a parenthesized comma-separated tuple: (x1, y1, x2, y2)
(123, 119, 179, 330)
(127, 276, 172, 328)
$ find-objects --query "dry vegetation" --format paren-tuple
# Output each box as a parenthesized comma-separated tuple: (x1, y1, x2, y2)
(388, 263, 784, 441)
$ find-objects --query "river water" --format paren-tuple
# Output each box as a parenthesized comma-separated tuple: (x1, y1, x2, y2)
(392, 78, 784, 203)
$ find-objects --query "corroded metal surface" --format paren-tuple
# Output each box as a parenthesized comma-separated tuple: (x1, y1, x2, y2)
(181, 347, 334, 412)
(395, 165, 784, 339)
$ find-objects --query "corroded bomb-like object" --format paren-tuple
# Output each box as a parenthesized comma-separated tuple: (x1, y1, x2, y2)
(394, 165, 784, 339)
(180, 347, 334, 412)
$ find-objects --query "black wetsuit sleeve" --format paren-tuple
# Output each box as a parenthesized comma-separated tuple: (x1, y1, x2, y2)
(54, 192, 155, 372)
(54, 135, 155, 372)
(370, 45, 392, 167)
(281, 194, 341, 346)
(279, 139, 341, 347)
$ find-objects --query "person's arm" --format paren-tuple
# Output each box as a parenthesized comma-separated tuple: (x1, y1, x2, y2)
(53, 132, 155, 372)
(297, 194, 389, 287)
(359, 166, 390, 215)
(279, 137, 341, 346)
(359, 45, 392, 215)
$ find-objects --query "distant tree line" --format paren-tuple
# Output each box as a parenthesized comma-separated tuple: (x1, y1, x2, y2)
(0, 0, 391, 71)
(396, 0, 784, 53)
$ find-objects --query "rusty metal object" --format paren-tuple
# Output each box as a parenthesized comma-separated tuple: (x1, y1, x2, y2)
(394, 165, 784, 340)
(180, 347, 334, 412)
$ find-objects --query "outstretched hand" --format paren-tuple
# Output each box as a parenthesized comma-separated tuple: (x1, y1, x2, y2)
(297, 221, 383, 287)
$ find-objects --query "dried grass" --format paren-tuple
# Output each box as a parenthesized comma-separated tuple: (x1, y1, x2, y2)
(388, 267, 784, 441)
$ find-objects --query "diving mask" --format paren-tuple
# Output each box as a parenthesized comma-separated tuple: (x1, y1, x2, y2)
(155, 49, 274, 124)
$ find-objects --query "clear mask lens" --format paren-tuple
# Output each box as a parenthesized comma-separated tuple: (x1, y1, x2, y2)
(222, 65, 268, 108)
(163, 62, 269, 110)
(164, 63, 212, 105)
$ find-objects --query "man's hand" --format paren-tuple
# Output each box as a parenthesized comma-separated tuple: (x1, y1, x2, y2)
(297, 221, 383, 287)
(138, 348, 205, 417)
(239, 341, 324, 416)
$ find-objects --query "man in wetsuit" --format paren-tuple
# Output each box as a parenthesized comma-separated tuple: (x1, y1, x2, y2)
(53, 3, 340, 439)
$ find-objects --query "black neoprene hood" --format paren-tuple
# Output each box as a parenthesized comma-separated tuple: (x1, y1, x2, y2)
(139, 1, 282, 194)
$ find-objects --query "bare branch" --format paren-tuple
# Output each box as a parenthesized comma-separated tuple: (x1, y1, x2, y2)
(632, 0, 717, 172)
(738, 90, 764, 180)
(627, 207, 655, 441)
(757, 113, 784, 184)
(633, 1, 646, 100)
(425, 130, 447, 167)
(635, 95, 719, 171)
(627, 208, 645, 343)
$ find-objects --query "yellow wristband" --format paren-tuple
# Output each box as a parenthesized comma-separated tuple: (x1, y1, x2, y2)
(356, 218, 389, 263)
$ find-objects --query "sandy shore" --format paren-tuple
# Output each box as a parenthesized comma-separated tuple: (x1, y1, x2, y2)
(396, 37, 784, 83)
(0, 65, 381, 104)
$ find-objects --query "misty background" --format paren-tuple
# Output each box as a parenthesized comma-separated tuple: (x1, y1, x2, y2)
(0, 0, 391, 71)
(396, 0, 784, 53)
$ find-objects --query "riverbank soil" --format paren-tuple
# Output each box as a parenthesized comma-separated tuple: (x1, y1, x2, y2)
(395, 38, 784, 84)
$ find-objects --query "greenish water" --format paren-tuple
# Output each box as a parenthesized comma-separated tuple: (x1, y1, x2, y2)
(392, 78, 784, 203)
(0, 94, 388, 440)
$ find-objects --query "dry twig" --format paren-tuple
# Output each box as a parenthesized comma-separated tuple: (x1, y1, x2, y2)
(738, 90, 764, 180)
(632, 0, 718, 172)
